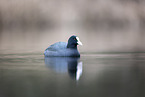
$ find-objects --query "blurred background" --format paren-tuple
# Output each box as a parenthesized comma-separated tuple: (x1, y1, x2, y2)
(0, 0, 145, 54)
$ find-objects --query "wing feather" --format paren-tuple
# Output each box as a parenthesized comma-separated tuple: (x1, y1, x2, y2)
(45, 42, 67, 51)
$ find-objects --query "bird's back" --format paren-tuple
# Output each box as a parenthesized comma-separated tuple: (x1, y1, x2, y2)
(45, 42, 67, 51)
(44, 42, 68, 57)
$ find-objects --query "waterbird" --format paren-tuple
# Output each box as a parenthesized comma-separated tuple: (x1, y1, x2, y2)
(44, 35, 82, 57)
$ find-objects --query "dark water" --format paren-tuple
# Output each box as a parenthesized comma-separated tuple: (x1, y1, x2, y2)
(0, 52, 145, 97)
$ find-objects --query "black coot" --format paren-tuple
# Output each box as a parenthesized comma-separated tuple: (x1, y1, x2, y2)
(44, 35, 82, 57)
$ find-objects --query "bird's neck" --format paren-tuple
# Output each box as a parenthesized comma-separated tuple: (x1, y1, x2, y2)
(67, 44, 77, 49)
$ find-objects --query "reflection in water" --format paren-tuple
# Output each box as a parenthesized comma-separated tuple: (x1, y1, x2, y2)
(44, 57, 83, 81)
(0, 53, 145, 97)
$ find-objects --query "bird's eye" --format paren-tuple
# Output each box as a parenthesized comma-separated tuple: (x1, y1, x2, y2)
(74, 38, 76, 40)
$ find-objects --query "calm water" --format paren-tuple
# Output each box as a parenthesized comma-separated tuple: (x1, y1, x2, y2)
(0, 52, 145, 97)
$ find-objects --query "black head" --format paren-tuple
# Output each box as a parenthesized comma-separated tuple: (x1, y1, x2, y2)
(67, 35, 82, 49)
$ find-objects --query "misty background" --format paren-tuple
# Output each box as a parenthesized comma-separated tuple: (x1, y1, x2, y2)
(0, 0, 145, 54)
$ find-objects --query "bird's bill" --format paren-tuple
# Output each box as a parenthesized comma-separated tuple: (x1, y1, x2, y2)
(76, 37, 83, 45)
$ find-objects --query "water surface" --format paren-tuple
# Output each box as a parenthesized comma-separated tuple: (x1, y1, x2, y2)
(0, 52, 145, 97)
